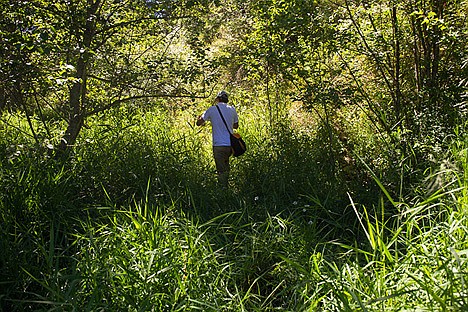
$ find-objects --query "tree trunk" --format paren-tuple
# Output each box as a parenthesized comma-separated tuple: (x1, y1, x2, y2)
(58, 0, 101, 152)
(391, 5, 402, 122)
(0, 85, 5, 112)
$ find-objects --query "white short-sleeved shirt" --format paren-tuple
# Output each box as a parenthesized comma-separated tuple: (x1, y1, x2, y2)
(202, 103, 239, 146)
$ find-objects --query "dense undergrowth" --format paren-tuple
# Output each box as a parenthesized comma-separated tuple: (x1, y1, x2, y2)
(0, 101, 467, 311)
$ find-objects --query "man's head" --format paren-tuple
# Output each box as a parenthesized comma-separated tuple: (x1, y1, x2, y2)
(216, 90, 229, 103)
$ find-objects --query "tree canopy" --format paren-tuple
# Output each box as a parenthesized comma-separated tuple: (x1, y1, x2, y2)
(1, 0, 467, 153)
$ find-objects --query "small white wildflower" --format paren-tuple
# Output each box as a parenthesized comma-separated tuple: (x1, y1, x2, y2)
(293, 201, 298, 205)
(254, 196, 259, 201)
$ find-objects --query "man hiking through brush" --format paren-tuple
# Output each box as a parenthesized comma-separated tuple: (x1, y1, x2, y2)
(197, 91, 239, 188)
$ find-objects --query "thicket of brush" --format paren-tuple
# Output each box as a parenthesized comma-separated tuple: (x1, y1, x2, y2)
(1, 97, 467, 311)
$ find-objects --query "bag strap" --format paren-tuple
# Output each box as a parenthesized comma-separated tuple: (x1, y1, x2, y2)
(215, 104, 232, 135)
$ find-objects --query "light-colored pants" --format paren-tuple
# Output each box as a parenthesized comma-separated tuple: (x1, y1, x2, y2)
(213, 146, 232, 187)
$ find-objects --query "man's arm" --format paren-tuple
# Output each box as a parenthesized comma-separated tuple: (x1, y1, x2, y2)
(196, 115, 205, 126)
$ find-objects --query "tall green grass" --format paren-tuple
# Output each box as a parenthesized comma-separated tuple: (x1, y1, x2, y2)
(1, 103, 467, 311)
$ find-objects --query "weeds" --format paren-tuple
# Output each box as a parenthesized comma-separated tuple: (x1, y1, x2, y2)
(1, 106, 467, 311)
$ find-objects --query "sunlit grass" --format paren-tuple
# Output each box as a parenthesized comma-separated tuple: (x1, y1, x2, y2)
(0, 106, 467, 311)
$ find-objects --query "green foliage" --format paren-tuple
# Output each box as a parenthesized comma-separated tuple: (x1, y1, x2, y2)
(0, 0, 223, 151)
(71, 205, 227, 311)
(1, 0, 468, 310)
(1, 104, 467, 311)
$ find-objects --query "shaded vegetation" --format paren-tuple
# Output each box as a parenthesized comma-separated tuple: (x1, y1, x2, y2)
(1, 102, 467, 310)
(1, 0, 467, 310)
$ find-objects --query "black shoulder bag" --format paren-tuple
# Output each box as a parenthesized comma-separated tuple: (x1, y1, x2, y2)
(216, 105, 246, 157)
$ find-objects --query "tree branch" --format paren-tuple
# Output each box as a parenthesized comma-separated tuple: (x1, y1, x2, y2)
(85, 93, 208, 117)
